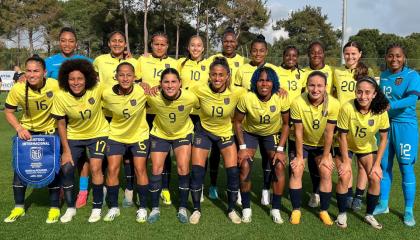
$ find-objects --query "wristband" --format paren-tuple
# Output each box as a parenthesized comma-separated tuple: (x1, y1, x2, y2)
(239, 144, 247, 150)
(276, 146, 284, 152)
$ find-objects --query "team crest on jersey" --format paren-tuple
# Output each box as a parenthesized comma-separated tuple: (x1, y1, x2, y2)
(30, 147, 43, 161)
(201, 65, 206, 71)
(88, 97, 95, 105)
(165, 64, 170, 69)
(130, 99, 137, 106)
(234, 62, 239, 67)
(46, 91, 53, 98)
(368, 119, 374, 126)
(270, 105, 276, 112)
(395, 77, 403, 86)
(178, 105, 184, 111)
(224, 98, 230, 105)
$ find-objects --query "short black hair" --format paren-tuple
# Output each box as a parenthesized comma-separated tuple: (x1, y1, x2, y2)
(58, 59, 97, 92)
(59, 27, 77, 40)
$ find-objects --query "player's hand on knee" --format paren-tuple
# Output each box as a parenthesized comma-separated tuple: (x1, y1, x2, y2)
(61, 151, 74, 166)
(273, 152, 286, 167)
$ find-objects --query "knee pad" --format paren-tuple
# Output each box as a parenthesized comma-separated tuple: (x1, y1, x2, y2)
(191, 165, 205, 190)
(226, 166, 240, 191)
(149, 174, 162, 192)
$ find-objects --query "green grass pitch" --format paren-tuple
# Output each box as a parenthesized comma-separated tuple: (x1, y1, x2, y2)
(0, 92, 418, 240)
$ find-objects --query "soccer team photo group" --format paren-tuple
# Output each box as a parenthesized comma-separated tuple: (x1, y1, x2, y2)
(0, 0, 419, 239)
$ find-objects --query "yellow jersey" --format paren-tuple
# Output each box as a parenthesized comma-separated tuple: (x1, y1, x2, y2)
(135, 55, 177, 87)
(191, 84, 247, 137)
(209, 53, 247, 83)
(51, 83, 109, 140)
(93, 54, 140, 88)
(177, 57, 210, 89)
(234, 62, 279, 90)
(102, 84, 148, 144)
(147, 89, 198, 140)
(302, 65, 334, 94)
(337, 100, 389, 154)
(290, 93, 340, 147)
(5, 78, 58, 132)
(277, 66, 305, 100)
(236, 91, 290, 136)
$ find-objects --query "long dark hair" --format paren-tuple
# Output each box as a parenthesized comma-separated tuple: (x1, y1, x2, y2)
(355, 77, 389, 115)
(306, 71, 329, 117)
(180, 35, 204, 70)
(210, 57, 231, 88)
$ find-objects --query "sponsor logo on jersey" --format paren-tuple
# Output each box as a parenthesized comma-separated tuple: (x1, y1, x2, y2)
(395, 77, 403, 86)
(368, 119, 374, 126)
(224, 98, 230, 105)
(46, 91, 53, 98)
(88, 97, 95, 105)
(270, 105, 276, 112)
(178, 105, 184, 111)
(130, 99, 137, 106)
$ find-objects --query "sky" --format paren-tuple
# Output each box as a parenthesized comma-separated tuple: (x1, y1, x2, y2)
(262, 0, 420, 43)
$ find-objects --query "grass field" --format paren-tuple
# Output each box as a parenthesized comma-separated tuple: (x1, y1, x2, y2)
(0, 92, 418, 240)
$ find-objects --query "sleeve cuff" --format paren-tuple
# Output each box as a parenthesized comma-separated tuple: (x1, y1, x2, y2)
(51, 114, 65, 120)
(4, 103, 17, 109)
(291, 118, 302, 123)
(379, 128, 389, 132)
(337, 127, 349, 133)
(327, 120, 337, 124)
(235, 107, 245, 114)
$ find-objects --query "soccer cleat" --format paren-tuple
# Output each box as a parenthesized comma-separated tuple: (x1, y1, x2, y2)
(122, 189, 134, 208)
(319, 211, 334, 226)
(189, 210, 201, 224)
(4, 207, 25, 223)
(373, 202, 389, 215)
(261, 189, 270, 206)
(147, 208, 161, 224)
(290, 209, 301, 225)
(404, 211, 416, 227)
(241, 208, 252, 223)
(345, 196, 353, 209)
(200, 185, 204, 203)
(236, 191, 242, 206)
(177, 207, 189, 224)
(60, 207, 76, 223)
(208, 186, 219, 200)
(365, 215, 382, 229)
(136, 208, 148, 223)
(75, 190, 88, 209)
(335, 213, 347, 228)
(46, 208, 60, 224)
(103, 207, 120, 222)
(228, 210, 241, 224)
(88, 208, 102, 223)
(308, 193, 320, 208)
(270, 209, 284, 224)
(351, 198, 363, 211)
(160, 189, 172, 205)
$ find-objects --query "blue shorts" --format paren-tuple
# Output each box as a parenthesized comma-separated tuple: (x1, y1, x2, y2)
(243, 131, 281, 152)
(333, 147, 377, 160)
(68, 137, 108, 164)
(288, 140, 325, 160)
(386, 121, 418, 164)
(193, 123, 235, 150)
(106, 139, 149, 158)
(150, 134, 192, 152)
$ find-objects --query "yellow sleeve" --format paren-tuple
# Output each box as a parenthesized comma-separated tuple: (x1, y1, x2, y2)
(327, 98, 340, 122)
(379, 112, 390, 131)
(236, 94, 247, 113)
(5, 85, 21, 107)
(136, 57, 143, 80)
(93, 57, 99, 73)
(234, 66, 243, 86)
(281, 95, 290, 112)
(290, 99, 301, 121)
(51, 92, 66, 117)
(337, 104, 350, 131)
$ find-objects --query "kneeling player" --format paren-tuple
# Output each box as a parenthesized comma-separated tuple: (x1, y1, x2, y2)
(335, 77, 389, 229)
(233, 67, 290, 223)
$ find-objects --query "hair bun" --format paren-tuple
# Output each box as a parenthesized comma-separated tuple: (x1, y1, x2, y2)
(256, 34, 265, 41)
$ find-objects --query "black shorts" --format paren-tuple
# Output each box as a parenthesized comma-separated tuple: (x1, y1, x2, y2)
(150, 134, 192, 152)
(333, 147, 377, 160)
(288, 140, 325, 161)
(107, 139, 149, 158)
(68, 137, 108, 165)
(243, 131, 281, 152)
(193, 123, 235, 150)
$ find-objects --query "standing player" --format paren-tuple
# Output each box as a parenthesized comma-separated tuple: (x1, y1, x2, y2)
(374, 44, 420, 227)
(93, 31, 139, 207)
(3, 56, 61, 223)
(101, 62, 149, 222)
(300, 41, 335, 208)
(277, 46, 305, 100)
(234, 35, 279, 206)
(233, 67, 290, 223)
(51, 59, 109, 223)
(335, 77, 389, 229)
(146, 68, 198, 224)
(189, 57, 246, 224)
(289, 71, 340, 225)
(136, 32, 178, 205)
